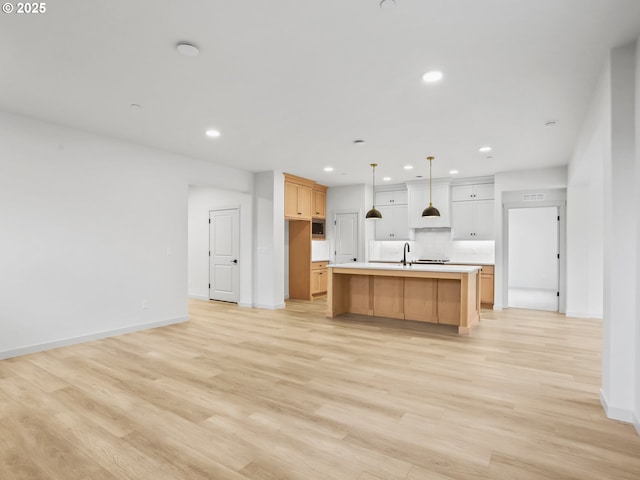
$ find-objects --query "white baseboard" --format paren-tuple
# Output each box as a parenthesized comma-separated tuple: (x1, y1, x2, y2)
(566, 310, 603, 319)
(634, 413, 640, 436)
(0, 316, 188, 361)
(492, 304, 503, 311)
(600, 389, 634, 423)
(253, 302, 286, 310)
(238, 302, 253, 308)
(188, 294, 209, 301)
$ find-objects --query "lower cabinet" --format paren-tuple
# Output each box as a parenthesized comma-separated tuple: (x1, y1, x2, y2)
(479, 265, 494, 307)
(311, 261, 328, 296)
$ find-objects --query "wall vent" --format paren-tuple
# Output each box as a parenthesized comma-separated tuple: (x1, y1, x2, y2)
(522, 193, 545, 201)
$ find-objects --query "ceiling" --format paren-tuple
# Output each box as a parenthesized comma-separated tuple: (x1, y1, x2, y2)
(1, 0, 640, 187)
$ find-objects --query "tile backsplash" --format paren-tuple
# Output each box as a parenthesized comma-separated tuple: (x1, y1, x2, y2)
(369, 232, 494, 264)
(311, 240, 331, 261)
(413, 229, 454, 260)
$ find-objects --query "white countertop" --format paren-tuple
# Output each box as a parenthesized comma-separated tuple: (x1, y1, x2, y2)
(329, 262, 481, 273)
(370, 260, 495, 266)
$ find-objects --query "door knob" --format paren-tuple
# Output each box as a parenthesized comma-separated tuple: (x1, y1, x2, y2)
(230, 259, 238, 264)
(352, 258, 357, 262)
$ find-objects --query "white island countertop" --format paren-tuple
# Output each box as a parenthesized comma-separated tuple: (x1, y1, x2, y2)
(329, 262, 481, 274)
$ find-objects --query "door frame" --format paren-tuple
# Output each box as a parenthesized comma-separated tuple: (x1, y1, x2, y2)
(209, 205, 241, 303)
(333, 210, 361, 264)
(502, 201, 566, 313)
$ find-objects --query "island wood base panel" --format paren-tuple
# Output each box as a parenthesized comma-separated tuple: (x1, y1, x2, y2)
(327, 268, 480, 333)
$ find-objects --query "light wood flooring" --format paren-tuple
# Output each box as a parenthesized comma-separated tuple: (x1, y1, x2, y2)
(1, 299, 639, 479)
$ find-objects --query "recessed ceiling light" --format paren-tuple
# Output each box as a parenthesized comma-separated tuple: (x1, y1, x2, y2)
(324, 166, 334, 172)
(422, 70, 444, 83)
(176, 42, 200, 57)
(130, 103, 142, 109)
(383, 177, 391, 181)
(486, 155, 494, 160)
(353, 139, 365, 145)
(449, 170, 459, 175)
(403, 165, 414, 170)
(205, 129, 221, 138)
(379, 0, 395, 8)
(545, 120, 557, 128)
(478, 146, 492, 153)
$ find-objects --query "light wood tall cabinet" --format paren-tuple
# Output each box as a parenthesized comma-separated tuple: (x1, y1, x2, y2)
(312, 185, 327, 218)
(285, 174, 314, 220)
(285, 173, 328, 300)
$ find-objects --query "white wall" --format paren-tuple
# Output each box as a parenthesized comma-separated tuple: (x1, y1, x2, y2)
(0, 111, 253, 359)
(494, 167, 568, 310)
(601, 42, 637, 423)
(187, 186, 253, 306)
(325, 184, 368, 263)
(252, 171, 285, 309)
(635, 38, 640, 435)
(566, 68, 606, 319)
(569, 40, 639, 427)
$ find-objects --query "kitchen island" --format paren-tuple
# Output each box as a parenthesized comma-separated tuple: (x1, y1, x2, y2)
(327, 262, 481, 334)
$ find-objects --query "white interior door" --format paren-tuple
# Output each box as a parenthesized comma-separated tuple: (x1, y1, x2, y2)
(507, 206, 559, 311)
(335, 212, 358, 264)
(209, 208, 240, 303)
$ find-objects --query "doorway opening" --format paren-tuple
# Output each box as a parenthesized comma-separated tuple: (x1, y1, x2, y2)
(506, 206, 560, 311)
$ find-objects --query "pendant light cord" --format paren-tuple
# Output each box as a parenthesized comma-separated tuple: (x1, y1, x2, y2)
(371, 163, 377, 207)
(428, 156, 434, 206)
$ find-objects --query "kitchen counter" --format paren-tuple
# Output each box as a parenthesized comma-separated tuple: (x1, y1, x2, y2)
(330, 262, 481, 273)
(369, 260, 494, 266)
(327, 263, 481, 334)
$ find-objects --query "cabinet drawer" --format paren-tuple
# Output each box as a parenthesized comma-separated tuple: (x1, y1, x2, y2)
(312, 261, 328, 270)
(480, 265, 494, 275)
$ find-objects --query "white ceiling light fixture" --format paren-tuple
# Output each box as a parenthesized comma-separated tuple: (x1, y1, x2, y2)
(403, 165, 414, 170)
(478, 145, 492, 153)
(545, 120, 557, 128)
(205, 129, 221, 138)
(324, 166, 334, 172)
(422, 70, 444, 83)
(379, 0, 395, 8)
(176, 42, 200, 57)
(449, 169, 459, 175)
(383, 176, 392, 181)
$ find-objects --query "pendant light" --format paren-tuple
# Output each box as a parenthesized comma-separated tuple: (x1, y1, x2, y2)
(366, 163, 382, 219)
(422, 156, 440, 217)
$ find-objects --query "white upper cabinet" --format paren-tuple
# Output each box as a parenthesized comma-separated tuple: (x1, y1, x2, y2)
(451, 183, 494, 201)
(375, 204, 409, 240)
(407, 180, 450, 228)
(375, 189, 408, 206)
(450, 181, 494, 240)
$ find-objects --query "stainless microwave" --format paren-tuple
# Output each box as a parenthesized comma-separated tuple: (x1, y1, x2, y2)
(312, 219, 325, 238)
